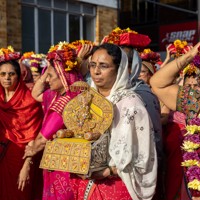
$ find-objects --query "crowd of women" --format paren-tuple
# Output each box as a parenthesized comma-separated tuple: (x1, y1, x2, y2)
(1, 27, 200, 200)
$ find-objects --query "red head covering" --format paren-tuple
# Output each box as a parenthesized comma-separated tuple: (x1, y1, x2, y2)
(0, 80, 43, 144)
(0, 46, 43, 144)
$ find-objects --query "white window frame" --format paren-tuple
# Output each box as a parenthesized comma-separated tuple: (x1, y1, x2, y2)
(21, 0, 96, 53)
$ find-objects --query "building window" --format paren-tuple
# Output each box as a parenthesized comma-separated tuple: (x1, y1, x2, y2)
(120, 0, 158, 28)
(69, 14, 80, 42)
(136, 0, 158, 24)
(21, 0, 96, 53)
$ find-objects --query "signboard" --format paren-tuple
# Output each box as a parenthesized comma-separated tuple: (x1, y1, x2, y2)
(159, 21, 198, 51)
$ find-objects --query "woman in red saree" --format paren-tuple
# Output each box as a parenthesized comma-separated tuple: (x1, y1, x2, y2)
(0, 47, 43, 200)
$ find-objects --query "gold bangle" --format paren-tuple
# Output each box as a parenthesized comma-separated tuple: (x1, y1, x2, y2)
(29, 160, 33, 165)
(26, 158, 33, 165)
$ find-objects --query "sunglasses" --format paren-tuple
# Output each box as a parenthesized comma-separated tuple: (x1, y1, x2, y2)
(0, 72, 16, 77)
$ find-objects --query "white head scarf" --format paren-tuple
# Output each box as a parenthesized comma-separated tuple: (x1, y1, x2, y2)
(129, 49, 163, 164)
(130, 49, 153, 93)
(91, 47, 135, 104)
(129, 49, 142, 84)
(91, 45, 157, 200)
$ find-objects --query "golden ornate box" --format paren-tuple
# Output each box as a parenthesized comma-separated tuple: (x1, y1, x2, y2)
(40, 138, 91, 174)
(40, 82, 113, 176)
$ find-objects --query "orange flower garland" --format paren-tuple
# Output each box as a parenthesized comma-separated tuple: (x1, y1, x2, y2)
(183, 64, 198, 75)
(47, 41, 79, 72)
(140, 48, 161, 64)
(104, 27, 138, 45)
(70, 40, 94, 48)
(169, 39, 190, 58)
(0, 46, 15, 55)
(21, 51, 35, 61)
(0, 46, 21, 63)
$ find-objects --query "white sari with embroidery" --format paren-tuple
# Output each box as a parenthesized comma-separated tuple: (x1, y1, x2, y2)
(91, 49, 157, 200)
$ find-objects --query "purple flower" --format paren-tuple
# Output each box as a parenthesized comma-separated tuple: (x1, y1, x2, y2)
(182, 116, 200, 192)
(193, 55, 200, 68)
(189, 117, 200, 126)
(183, 152, 199, 161)
(184, 134, 200, 144)
(186, 166, 200, 181)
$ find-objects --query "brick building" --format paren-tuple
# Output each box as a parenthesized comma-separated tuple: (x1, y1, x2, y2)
(0, 0, 119, 53)
(0, 1, 22, 51)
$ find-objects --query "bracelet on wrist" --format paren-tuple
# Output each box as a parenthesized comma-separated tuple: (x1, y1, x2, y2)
(25, 158, 33, 165)
(29, 160, 33, 165)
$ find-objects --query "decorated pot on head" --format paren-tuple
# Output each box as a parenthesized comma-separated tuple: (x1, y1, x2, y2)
(102, 27, 151, 49)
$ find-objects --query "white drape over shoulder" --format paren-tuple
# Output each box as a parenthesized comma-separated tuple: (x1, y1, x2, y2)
(91, 48, 157, 200)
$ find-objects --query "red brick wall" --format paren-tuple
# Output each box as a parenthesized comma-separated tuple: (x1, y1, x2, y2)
(7, 0, 21, 51)
(0, 0, 21, 51)
(96, 6, 118, 44)
(0, 0, 7, 47)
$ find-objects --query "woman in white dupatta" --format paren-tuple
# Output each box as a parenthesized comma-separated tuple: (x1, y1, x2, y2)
(70, 43, 157, 200)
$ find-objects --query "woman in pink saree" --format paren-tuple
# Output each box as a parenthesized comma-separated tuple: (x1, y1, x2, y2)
(23, 42, 83, 200)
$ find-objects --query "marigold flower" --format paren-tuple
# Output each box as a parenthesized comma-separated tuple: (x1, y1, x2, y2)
(181, 159, 199, 167)
(185, 125, 200, 135)
(182, 141, 200, 151)
(169, 39, 189, 58)
(182, 117, 200, 193)
(139, 48, 161, 64)
(0, 46, 21, 62)
(102, 27, 150, 47)
(47, 41, 78, 72)
(183, 65, 197, 75)
(188, 179, 200, 191)
(174, 39, 182, 46)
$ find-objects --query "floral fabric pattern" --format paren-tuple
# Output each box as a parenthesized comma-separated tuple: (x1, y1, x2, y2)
(109, 92, 157, 200)
(43, 170, 74, 200)
(177, 86, 200, 122)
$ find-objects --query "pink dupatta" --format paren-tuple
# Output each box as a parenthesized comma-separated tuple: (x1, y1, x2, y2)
(40, 58, 83, 200)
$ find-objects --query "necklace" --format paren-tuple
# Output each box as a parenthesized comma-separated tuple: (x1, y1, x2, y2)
(73, 91, 92, 137)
